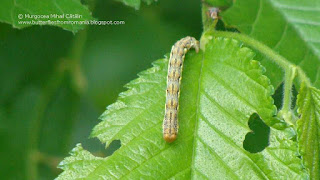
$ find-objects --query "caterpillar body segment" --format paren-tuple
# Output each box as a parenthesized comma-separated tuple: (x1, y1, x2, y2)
(163, 36, 200, 143)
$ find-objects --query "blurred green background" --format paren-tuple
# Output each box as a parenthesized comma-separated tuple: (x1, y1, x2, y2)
(0, 0, 201, 179)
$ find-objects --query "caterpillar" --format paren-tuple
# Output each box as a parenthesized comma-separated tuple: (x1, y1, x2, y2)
(163, 36, 200, 143)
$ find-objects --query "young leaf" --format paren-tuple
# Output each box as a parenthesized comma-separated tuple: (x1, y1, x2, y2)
(297, 84, 320, 179)
(0, 0, 93, 33)
(57, 37, 307, 179)
(222, 0, 320, 88)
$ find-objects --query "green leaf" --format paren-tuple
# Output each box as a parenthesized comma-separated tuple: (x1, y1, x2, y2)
(221, 0, 320, 88)
(204, 0, 232, 7)
(0, 0, 93, 33)
(114, 0, 155, 10)
(297, 84, 320, 179)
(57, 37, 307, 179)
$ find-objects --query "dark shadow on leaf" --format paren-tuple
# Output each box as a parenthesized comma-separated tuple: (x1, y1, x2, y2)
(272, 82, 298, 110)
(243, 113, 270, 153)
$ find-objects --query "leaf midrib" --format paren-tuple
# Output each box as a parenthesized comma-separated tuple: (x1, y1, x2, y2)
(88, 109, 197, 179)
(190, 50, 205, 179)
(187, 51, 267, 179)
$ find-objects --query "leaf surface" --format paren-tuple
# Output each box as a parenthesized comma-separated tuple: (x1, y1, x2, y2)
(204, 0, 232, 7)
(222, 0, 320, 88)
(114, 0, 155, 10)
(57, 37, 307, 179)
(0, 0, 93, 32)
(297, 84, 320, 179)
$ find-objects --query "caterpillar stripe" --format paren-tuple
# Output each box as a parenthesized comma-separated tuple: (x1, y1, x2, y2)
(163, 36, 200, 143)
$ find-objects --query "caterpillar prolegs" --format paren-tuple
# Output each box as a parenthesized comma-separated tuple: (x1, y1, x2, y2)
(163, 36, 200, 143)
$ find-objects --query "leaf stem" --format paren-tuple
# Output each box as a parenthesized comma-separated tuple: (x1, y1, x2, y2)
(201, 2, 211, 32)
(206, 31, 289, 67)
(201, 2, 219, 33)
(279, 65, 296, 124)
(283, 66, 295, 111)
(202, 30, 312, 84)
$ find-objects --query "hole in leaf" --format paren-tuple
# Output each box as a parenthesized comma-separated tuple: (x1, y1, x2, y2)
(105, 140, 121, 157)
(272, 82, 298, 110)
(85, 139, 121, 157)
(243, 113, 270, 153)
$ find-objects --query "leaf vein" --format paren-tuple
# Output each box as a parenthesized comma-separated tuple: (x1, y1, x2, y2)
(249, 0, 263, 35)
(207, 68, 256, 111)
(199, 113, 270, 180)
(201, 89, 249, 130)
(197, 136, 240, 180)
